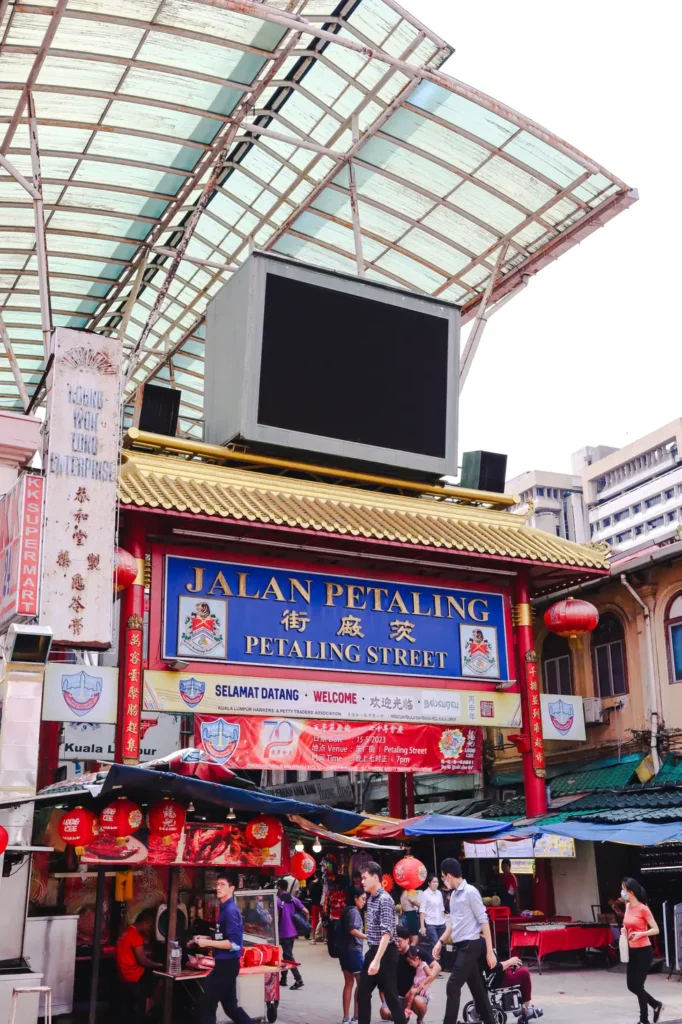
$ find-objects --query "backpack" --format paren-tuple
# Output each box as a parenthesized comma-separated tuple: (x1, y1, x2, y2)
(327, 907, 352, 959)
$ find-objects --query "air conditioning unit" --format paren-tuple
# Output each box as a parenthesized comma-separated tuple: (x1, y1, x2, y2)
(583, 697, 604, 725)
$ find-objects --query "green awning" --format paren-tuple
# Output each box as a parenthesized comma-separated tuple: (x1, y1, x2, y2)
(550, 755, 641, 797)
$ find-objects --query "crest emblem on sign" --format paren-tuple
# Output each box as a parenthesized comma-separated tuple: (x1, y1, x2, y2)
(179, 677, 206, 707)
(461, 627, 498, 676)
(61, 670, 103, 717)
(438, 728, 466, 760)
(548, 699, 574, 734)
(201, 718, 240, 764)
(181, 600, 224, 655)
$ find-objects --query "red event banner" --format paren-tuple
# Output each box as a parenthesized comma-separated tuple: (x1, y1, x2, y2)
(195, 715, 481, 774)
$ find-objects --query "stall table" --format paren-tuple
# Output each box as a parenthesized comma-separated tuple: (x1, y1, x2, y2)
(510, 924, 613, 973)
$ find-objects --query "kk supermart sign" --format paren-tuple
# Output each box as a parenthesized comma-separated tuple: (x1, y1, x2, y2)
(194, 715, 482, 774)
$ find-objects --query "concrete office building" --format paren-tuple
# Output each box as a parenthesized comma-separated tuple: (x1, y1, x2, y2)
(505, 469, 589, 544)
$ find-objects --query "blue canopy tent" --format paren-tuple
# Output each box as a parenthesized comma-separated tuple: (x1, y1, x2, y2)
(402, 813, 512, 837)
(507, 820, 682, 847)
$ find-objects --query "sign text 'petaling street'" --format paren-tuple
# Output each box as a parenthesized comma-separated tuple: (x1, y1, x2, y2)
(161, 554, 513, 683)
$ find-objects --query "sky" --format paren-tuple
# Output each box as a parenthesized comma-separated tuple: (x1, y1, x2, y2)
(403, 0, 681, 479)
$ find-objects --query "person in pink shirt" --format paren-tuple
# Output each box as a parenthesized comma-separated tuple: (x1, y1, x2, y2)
(621, 877, 662, 1024)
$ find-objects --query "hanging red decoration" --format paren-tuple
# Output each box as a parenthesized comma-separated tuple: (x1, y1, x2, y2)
(113, 547, 138, 593)
(148, 799, 186, 844)
(544, 596, 599, 639)
(99, 796, 143, 845)
(381, 873, 394, 893)
(244, 816, 283, 850)
(57, 807, 99, 855)
(0, 824, 9, 856)
(290, 850, 316, 880)
(393, 856, 427, 890)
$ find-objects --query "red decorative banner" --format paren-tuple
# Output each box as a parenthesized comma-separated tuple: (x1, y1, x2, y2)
(524, 651, 546, 778)
(194, 715, 482, 774)
(121, 614, 143, 764)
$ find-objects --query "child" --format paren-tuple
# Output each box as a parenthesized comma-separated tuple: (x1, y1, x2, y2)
(404, 946, 438, 1023)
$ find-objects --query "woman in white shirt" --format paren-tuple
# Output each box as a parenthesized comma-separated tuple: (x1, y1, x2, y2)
(419, 874, 446, 948)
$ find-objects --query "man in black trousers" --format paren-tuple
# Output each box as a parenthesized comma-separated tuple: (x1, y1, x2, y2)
(195, 870, 253, 1024)
(357, 861, 406, 1024)
(432, 858, 497, 1024)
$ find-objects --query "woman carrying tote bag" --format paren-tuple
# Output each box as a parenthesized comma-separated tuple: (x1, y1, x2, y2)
(620, 878, 663, 1024)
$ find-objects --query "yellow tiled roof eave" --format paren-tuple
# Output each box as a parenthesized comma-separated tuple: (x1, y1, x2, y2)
(117, 451, 609, 571)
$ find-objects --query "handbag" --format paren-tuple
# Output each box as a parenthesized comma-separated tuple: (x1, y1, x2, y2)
(292, 910, 311, 937)
(619, 928, 630, 963)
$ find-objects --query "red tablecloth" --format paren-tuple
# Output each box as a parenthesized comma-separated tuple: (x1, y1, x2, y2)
(511, 925, 612, 959)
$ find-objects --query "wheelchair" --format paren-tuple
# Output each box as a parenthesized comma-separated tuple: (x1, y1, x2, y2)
(462, 968, 544, 1024)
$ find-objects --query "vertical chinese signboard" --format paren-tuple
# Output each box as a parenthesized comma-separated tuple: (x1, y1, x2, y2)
(121, 614, 143, 763)
(0, 473, 44, 629)
(40, 329, 122, 647)
(525, 650, 546, 777)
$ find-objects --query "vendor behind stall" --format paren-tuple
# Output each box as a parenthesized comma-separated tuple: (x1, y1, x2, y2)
(115, 908, 163, 1024)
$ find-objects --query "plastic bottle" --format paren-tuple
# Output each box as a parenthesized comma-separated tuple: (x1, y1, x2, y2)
(169, 941, 182, 976)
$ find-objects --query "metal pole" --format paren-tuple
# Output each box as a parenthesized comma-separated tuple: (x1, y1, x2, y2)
(0, 152, 41, 199)
(88, 869, 106, 1024)
(432, 837, 437, 874)
(0, 312, 30, 410)
(163, 866, 179, 1024)
(459, 242, 508, 391)
(27, 91, 52, 357)
(117, 252, 148, 341)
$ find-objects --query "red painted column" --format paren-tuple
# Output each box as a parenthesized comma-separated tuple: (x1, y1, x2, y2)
(513, 571, 547, 817)
(388, 772, 406, 818)
(405, 773, 415, 817)
(115, 519, 146, 764)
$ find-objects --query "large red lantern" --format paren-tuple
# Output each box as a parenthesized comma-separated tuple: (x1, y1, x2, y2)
(148, 799, 186, 844)
(0, 824, 9, 856)
(113, 547, 138, 593)
(100, 796, 143, 845)
(58, 807, 99, 854)
(393, 856, 427, 890)
(544, 596, 599, 639)
(245, 816, 283, 850)
(290, 850, 316, 880)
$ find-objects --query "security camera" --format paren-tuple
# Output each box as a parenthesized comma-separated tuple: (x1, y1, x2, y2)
(4, 623, 53, 666)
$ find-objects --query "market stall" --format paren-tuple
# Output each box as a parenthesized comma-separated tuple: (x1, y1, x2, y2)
(510, 923, 613, 973)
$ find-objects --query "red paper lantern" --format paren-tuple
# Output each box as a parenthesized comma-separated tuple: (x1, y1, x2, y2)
(57, 807, 99, 854)
(245, 816, 283, 850)
(544, 596, 599, 639)
(393, 856, 427, 890)
(290, 850, 316, 880)
(148, 798, 186, 844)
(99, 796, 143, 845)
(0, 824, 9, 856)
(113, 547, 138, 593)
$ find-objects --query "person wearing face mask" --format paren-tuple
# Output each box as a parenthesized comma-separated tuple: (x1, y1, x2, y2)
(620, 878, 663, 1024)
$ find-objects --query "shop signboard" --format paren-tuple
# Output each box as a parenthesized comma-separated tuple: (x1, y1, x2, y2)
(533, 834, 576, 857)
(268, 774, 354, 805)
(462, 835, 576, 859)
(160, 554, 513, 684)
(80, 821, 283, 868)
(194, 714, 482, 773)
(59, 713, 182, 762)
(42, 664, 119, 723)
(540, 694, 586, 742)
(40, 327, 122, 648)
(0, 474, 44, 629)
(145, 670, 521, 728)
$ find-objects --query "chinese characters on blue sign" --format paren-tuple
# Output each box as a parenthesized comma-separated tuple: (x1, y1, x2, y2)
(162, 555, 511, 682)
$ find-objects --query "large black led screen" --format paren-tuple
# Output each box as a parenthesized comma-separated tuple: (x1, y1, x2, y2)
(257, 275, 449, 458)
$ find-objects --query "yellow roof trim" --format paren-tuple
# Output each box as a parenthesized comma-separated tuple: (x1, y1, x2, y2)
(118, 451, 609, 571)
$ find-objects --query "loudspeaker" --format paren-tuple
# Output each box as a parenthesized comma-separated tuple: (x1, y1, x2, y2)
(460, 450, 507, 494)
(134, 383, 181, 437)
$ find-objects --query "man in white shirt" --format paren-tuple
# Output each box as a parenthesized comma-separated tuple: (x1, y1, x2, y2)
(419, 874, 447, 949)
(432, 858, 496, 1024)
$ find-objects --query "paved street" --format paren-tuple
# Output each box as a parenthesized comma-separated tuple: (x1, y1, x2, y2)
(276, 942, 682, 1024)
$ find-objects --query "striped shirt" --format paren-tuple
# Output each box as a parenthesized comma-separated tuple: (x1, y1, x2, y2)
(366, 886, 397, 946)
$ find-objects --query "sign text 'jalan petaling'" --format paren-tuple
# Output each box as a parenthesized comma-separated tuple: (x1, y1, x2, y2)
(162, 555, 512, 683)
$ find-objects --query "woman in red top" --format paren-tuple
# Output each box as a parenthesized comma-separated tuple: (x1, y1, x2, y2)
(621, 878, 662, 1024)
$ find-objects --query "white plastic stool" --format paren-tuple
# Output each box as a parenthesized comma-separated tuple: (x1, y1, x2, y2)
(8, 986, 52, 1024)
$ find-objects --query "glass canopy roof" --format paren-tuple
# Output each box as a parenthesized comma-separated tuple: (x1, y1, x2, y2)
(0, 0, 635, 434)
